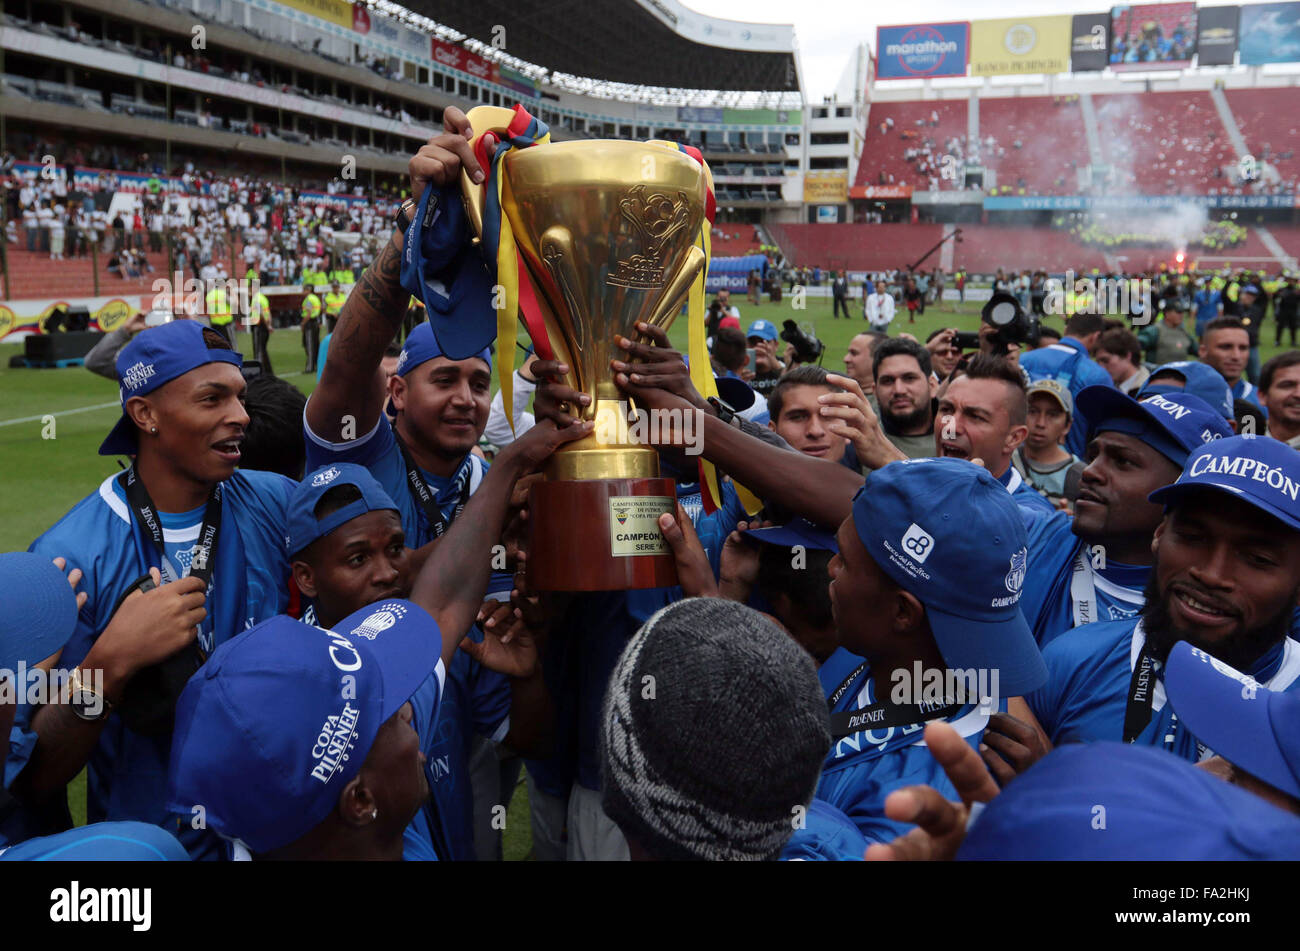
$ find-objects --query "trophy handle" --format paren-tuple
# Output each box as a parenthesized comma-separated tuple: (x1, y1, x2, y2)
(538, 225, 587, 368)
(458, 105, 523, 241)
(640, 244, 706, 340)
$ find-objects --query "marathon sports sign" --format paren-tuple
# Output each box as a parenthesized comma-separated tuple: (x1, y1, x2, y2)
(430, 37, 500, 84)
(984, 194, 1297, 210)
(876, 22, 970, 80)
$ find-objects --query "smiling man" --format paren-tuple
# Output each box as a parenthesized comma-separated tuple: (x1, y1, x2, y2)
(1023, 435, 1300, 759)
(1018, 386, 1233, 647)
(20, 320, 296, 857)
(1261, 351, 1300, 448)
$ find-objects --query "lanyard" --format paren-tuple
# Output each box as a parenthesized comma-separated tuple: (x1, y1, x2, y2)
(1069, 546, 1097, 628)
(1122, 636, 1162, 744)
(825, 661, 962, 739)
(394, 433, 473, 540)
(118, 466, 223, 588)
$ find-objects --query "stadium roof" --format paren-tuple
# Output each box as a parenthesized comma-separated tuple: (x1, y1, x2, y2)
(394, 0, 800, 93)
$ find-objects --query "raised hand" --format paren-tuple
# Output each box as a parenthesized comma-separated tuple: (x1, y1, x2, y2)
(864, 721, 1001, 862)
(821, 372, 907, 471)
(408, 106, 484, 203)
(658, 503, 718, 598)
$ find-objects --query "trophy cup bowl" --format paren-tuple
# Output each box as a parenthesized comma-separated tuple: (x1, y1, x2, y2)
(481, 139, 708, 590)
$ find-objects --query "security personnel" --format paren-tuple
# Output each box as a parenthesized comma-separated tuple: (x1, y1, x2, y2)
(324, 281, 347, 334)
(329, 265, 355, 285)
(205, 282, 234, 347)
(248, 287, 274, 375)
(300, 284, 323, 374)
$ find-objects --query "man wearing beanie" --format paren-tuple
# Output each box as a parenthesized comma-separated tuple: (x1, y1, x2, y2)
(821, 457, 1047, 843)
(599, 598, 832, 861)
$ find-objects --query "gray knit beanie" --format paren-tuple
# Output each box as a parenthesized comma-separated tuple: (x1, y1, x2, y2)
(600, 597, 832, 861)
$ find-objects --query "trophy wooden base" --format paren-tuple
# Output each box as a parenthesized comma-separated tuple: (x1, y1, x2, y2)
(527, 477, 679, 591)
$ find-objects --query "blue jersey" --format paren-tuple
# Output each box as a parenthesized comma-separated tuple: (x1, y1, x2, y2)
(1001, 466, 1055, 520)
(1019, 338, 1115, 457)
(1028, 618, 1300, 761)
(815, 647, 999, 844)
(418, 628, 510, 861)
(1193, 289, 1222, 334)
(1232, 378, 1266, 416)
(1020, 511, 1148, 647)
(21, 469, 293, 858)
(403, 660, 448, 862)
(781, 799, 869, 861)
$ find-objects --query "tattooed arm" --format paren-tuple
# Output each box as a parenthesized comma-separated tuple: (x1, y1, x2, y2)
(305, 107, 485, 442)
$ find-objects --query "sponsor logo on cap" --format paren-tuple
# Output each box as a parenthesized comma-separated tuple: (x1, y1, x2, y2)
(349, 602, 407, 641)
(395, 349, 410, 373)
(309, 701, 361, 784)
(1004, 547, 1027, 594)
(311, 467, 341, 487)
(1188, 453, 1300, 501)
(1141, 393, 1190, 420)
(121, 361, 157, 392)
(900, 522, 935, 564)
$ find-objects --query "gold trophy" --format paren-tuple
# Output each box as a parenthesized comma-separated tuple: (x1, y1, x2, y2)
(460, 106, 707, 591)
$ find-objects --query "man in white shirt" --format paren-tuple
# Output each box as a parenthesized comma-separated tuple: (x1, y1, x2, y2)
(865, 287, 896, 333)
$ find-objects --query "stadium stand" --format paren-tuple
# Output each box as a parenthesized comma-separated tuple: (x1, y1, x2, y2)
(857, 100, 969, 191)
(1224, 88, 1300, 192)
(977, 95, 1087, 195)
(1092, 91, 1235, 195)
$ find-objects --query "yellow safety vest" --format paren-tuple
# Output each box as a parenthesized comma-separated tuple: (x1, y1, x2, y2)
(206, 288, 232, 325)
(248, 292, 271, 325)
(301, 294, 322, 321)
(324, 292, 347, 317)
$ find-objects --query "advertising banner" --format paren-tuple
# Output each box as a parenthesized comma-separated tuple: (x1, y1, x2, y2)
(849, 184, 914, 200)
(875, 22, 970, 80)
(0, 296, 141, 343)
(1196, 5, 1240, 66)
(1239, 2, 1300, 65)
(970, 16, 1071, 76)
(430, 37, 499, 84)
(984, 194, 1296, 211)
(803, 173, 848, 204)
(1071, 12, 1111, 71)
(275, 0, 353, 31)
(1109, 3, 1198, 71)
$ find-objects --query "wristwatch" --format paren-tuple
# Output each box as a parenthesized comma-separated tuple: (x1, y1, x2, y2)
(68, 668, 111, 722)
(393, 197, 418, 234)
(707, 395, 743, 429)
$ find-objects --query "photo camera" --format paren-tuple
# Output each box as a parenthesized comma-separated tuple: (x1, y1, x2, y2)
(953, 292, 1041, 351)
(780, 319, 825, 364)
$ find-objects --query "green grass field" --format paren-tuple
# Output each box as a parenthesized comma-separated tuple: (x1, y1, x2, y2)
(1, 293, 1293, 857)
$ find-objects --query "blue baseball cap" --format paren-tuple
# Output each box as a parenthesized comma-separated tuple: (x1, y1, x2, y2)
(1165, 641, 1300, 800)
(386, 322, 493, 416)
(287, 464, 400, 557)
(0, 552, 78, 670)
(1242, 284, 1261, 295)
(743, 518, 838, 552)
(99, 320, 243, 456)
(1077, 385, 1233, 468)
(399, 183, 497, 360)
(1149, 434, 1300, 533)
(851, 458, 1046, 696)
(0, 822, 189, 861)
(746, 320, 777, 342)
(957, 742, 1300, 860)
(1140, 361, 1234, 419)
(167, 604, 440, 854)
